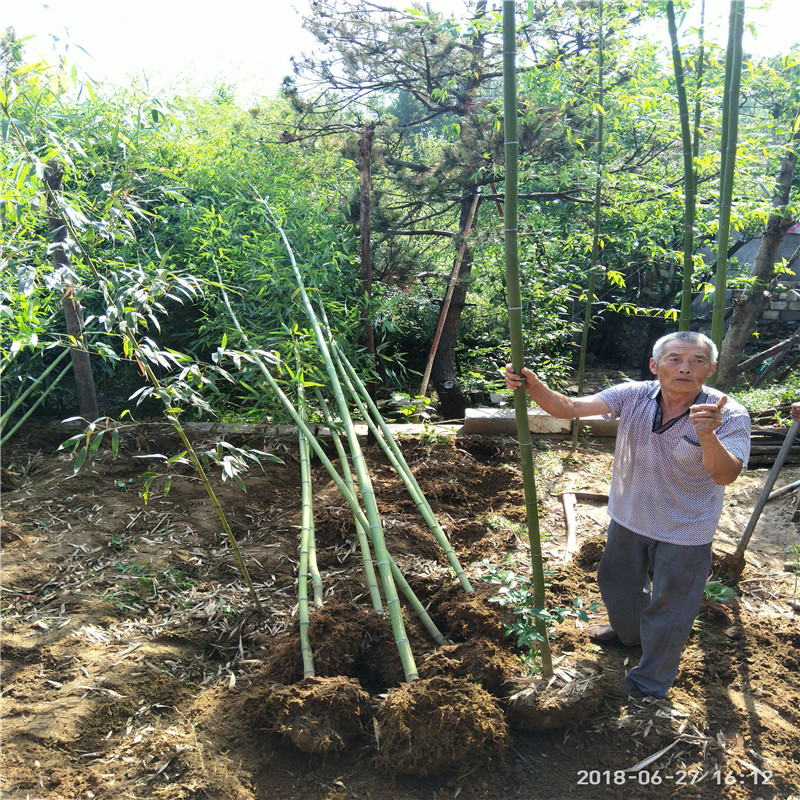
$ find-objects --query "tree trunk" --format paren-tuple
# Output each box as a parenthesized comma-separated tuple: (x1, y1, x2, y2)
(430, 190, 479, 419)
(716, 106, 800, 390)
(44, 161, 99, 421)
(428, 1, 488, 420)
(358, 123, 376, 390)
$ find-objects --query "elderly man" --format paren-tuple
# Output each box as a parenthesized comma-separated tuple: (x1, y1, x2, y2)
(505, 331, 751, 698)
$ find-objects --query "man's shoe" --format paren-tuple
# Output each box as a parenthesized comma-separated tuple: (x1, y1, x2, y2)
(607, 676, 649, 700)
(587, 625, 640, 647)
(619, 677, 648, 699)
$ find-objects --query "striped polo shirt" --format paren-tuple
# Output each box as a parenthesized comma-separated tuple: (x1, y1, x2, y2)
(596, 380, 751, 545)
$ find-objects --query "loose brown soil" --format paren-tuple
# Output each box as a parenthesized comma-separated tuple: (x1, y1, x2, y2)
(2, 421, 799, 800)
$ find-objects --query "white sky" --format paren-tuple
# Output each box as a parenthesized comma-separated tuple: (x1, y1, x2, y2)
(5, 1, 799, 99)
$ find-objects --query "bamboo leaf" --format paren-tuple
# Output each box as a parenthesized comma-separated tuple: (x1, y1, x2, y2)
(73, 447, 87, 472)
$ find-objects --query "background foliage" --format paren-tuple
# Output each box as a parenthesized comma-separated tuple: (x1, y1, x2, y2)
(2, 2, 799, 431)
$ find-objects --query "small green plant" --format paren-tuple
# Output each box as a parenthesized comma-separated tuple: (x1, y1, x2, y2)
(483, 513, 527, 542)
(163, 566, 195, 591)
(102, 589, 142, 612)
(732, 371, 800, 422)
(480, 559, 601, 672)
(107, 533, 136, 552)
(703, 581, 736, 604)
(381, 391, 435, 422)
(420, 419, 448, 444)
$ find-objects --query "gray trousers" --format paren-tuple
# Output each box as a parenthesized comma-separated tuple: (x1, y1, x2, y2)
(597, 520, 712, 697)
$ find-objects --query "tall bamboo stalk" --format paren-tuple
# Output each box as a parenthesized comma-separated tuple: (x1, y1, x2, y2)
(667, 0, 697, 331)
(710, 0, 745, 354)
(503, 0, 552, 677)
(273, 224, 417, 682)
(297, 370, 316, 677)
(692, 1, 706, 168)
(574, 0, 605, 447)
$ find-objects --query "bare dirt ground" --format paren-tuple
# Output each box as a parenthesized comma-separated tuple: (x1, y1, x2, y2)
(2, 421, 799, 800)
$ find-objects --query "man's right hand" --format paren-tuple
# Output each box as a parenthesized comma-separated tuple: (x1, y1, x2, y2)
(503, 364, 535, 394)
(503, 366, 611, 421)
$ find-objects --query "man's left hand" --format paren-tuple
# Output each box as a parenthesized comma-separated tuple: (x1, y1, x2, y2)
(689, 395, 727, 435)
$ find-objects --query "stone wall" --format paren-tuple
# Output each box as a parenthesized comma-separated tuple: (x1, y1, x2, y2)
(763, 285, 800, 323)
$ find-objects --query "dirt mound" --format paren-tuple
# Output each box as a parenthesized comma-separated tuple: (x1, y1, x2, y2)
(376, 675, 509, 775)
(250, 676, 372, 754)
(262, 601, 431, 690)
(417, 639, 515, 695)
(505, 659, 605, 729)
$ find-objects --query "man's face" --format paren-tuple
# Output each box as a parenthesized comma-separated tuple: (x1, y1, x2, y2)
(649, 340, 716, 396)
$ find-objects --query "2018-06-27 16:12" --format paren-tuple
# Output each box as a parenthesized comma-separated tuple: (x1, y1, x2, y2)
(576, 768, 773, 785)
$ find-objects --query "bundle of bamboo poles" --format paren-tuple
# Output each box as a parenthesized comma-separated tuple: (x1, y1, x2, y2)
(216, 218, 474, 683)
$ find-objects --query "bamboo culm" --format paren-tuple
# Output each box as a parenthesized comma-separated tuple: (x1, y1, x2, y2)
(297, 375, 316, 677)
(503, 0, 553, 676)
(220, 251, 418, 682)
(667, 0, 697, 331)
(574, 0, 605, 446)
(710, 1, 745, 352)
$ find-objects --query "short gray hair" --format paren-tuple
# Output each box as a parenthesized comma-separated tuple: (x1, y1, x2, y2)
(652, 331, 718, 364)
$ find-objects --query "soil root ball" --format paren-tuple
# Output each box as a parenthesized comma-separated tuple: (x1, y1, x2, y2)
(263, 602, 430, 690)
(431, 582, 511, 643)
(417, 639, 514, 696)
(260, 676, 371, 754)
(505, 661, 604, 730)
(376, 675, 509, 776)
